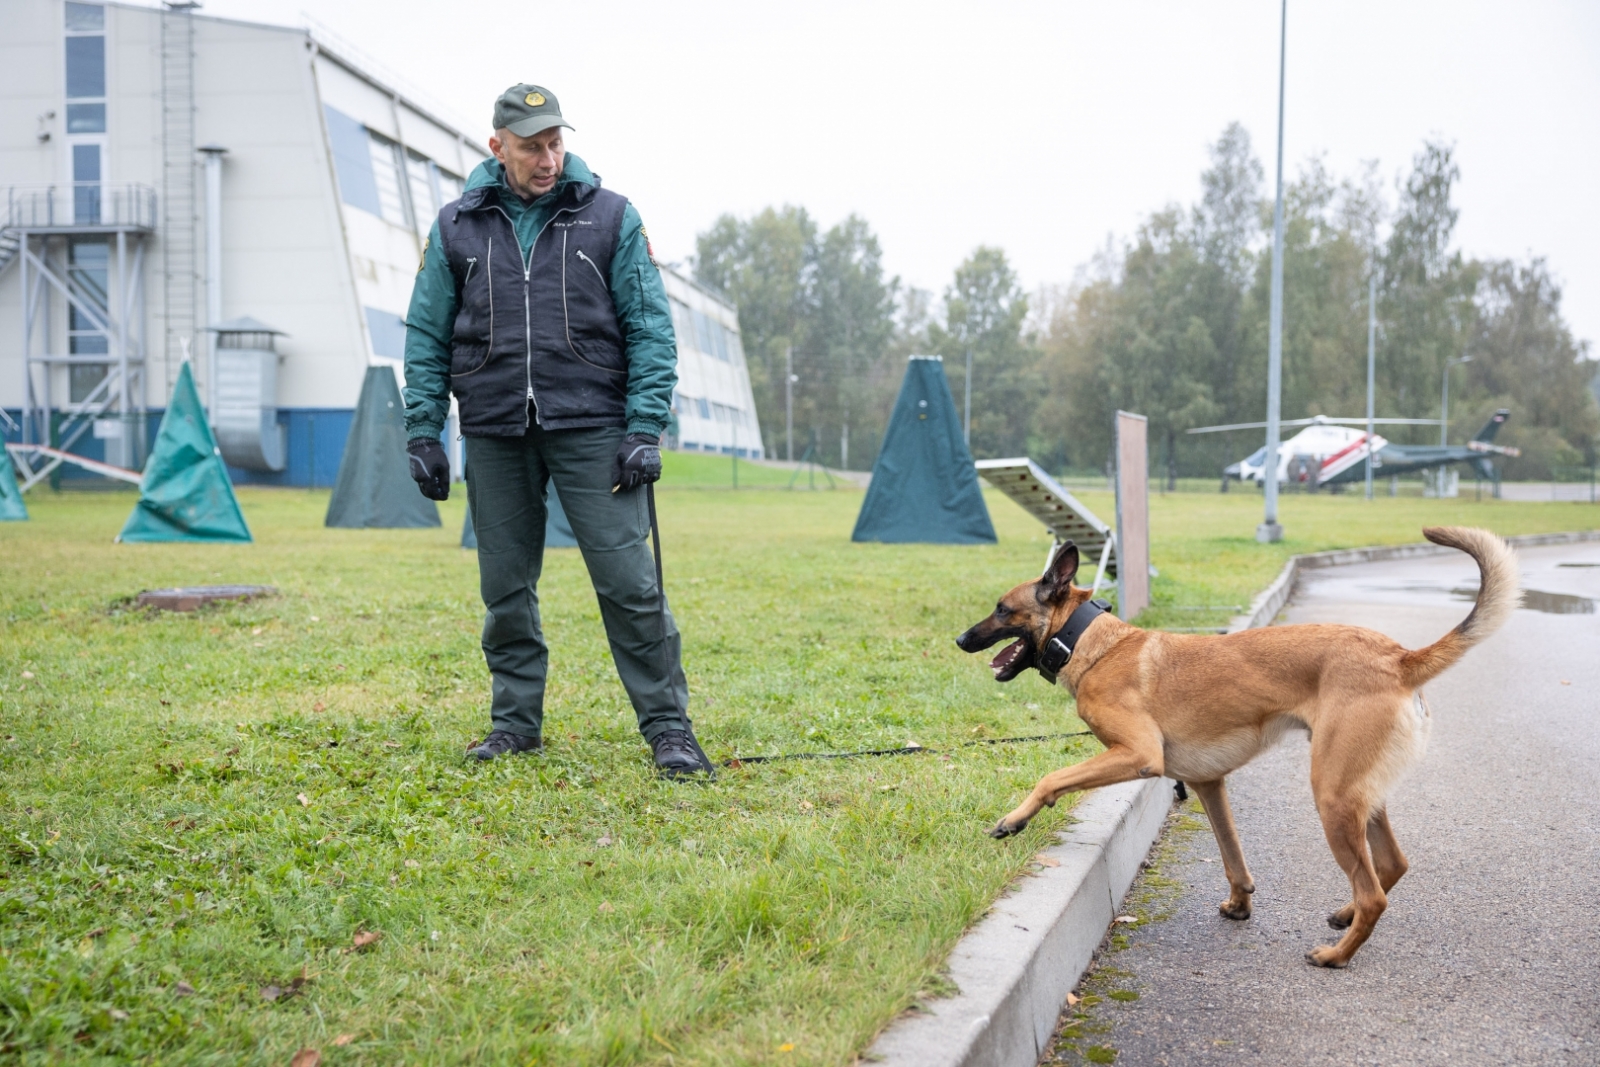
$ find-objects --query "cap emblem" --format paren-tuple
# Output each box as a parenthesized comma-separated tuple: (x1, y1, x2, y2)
(525, 92, 545, 106)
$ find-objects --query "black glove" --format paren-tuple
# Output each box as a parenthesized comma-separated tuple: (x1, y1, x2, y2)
(611, 433, 662, 493)
(407, 437, 451, 501)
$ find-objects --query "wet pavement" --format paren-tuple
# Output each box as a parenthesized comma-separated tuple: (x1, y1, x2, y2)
(1040, 539, 1600, 1066)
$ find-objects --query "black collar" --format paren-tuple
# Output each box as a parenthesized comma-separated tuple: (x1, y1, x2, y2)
(1038, 598, 1113, 675)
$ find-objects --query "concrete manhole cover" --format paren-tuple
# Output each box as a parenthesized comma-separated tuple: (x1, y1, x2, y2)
(135, 585, 276, 612)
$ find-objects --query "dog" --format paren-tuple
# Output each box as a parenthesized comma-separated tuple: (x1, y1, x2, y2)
(954, 526, 1518, 968)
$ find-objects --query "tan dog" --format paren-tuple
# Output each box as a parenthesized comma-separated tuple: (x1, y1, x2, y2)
(955, 526, 1518, 967)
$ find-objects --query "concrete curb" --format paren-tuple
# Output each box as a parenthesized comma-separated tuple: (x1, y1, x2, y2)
(1228, 528, 1600, 633)
(867, 525, 1597, 1067)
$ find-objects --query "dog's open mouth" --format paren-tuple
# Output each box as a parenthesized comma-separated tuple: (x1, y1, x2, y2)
(990, 639, 1032, 681)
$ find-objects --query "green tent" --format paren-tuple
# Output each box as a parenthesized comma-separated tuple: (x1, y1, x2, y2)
(462, 482, 577, 549)
(325, 366, 440, 529)
(852, 355, 995, 544)
(0, 445, 27, 522)
(118, 362, 252, 543)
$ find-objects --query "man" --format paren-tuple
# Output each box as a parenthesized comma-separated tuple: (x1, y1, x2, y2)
(402, 84, 710, 776)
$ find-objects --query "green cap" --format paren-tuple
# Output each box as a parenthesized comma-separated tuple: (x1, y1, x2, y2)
(492, 84, 572, 138)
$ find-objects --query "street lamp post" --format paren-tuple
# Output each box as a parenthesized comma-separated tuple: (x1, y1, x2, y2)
(1258, 0, 1289, 544)
(1365, 272, 1376, 500)
(1440, 355, 1472, 447)
(785, 343, 795, 462)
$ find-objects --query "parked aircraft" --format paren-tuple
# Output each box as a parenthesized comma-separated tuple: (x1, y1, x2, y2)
(1191, 411, 1518, 487)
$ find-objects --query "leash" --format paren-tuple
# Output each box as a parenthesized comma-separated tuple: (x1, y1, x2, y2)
(646, 482, 716, 778)
(723, 730, 1095, 768)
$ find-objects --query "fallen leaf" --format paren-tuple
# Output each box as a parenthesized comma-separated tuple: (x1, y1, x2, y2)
(109, 1008, 129, 1021)
(251, 627, 263, 636)
(1034, 854, 1061, 868)
(21, 671, 34, 680)
(309, 616, 319, 622)
(1114, 915, 1138, 924)
(404, 858, 419, 868)
(778, 1043, 795, 1053)
(289, 1050, 322, 1067)
(159, 698, 171, 706)
(313, 702, 326, 712)
(1067, 992, 1081, 1006)
(332, 1034, 355, 1047)
(347, 930, 382, 953)
(383, 740, 401, 748)
(598, 901, 615, 913)
(85, 927, 108, 939)
(579, 860, 594, 867)
(1200, 857, 1214, 863)
(297, 793, 311, 807)
(261, 984, 284, 1001)
(173, 981, 195, 996)
(799, 801, 814, 811)
(596, 835, 613, 847)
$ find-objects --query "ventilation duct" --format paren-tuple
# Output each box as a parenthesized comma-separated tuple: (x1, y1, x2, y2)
(210, 316, 286, 471)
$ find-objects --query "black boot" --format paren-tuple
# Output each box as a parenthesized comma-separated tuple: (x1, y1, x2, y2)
(651, 729, 712, 778)
(466, 730, 542, 761)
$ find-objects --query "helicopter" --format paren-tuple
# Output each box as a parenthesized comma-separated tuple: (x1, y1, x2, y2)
(1190, 410, 1518, 488)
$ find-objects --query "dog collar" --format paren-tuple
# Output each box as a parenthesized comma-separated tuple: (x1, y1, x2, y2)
(1038, 598, 1113, 675)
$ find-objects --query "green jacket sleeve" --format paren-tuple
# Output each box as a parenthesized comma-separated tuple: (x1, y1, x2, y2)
(402, 219, 457, 441)
(610, 203, 677, 439)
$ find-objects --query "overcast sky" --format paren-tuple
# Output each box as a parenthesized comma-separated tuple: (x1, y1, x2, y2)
(191, 0, 1599, 348)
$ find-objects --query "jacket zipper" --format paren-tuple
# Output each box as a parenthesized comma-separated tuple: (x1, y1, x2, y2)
(486, 199, 586, 430)
(575, 248, 606, 287)
(463, 256, 477, 286)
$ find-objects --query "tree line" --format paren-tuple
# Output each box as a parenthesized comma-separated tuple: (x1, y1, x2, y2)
(694, 125, 1599, 480)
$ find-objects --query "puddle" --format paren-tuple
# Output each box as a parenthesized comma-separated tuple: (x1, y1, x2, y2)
(1518, 589, 1597, 615)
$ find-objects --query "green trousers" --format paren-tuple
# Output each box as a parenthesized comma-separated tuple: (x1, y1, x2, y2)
(464, 424, 689, 743)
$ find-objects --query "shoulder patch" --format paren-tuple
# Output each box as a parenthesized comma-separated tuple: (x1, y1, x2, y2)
(417, 237, 429, 274)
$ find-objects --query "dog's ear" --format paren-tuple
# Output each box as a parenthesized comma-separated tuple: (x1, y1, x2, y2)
(1039, 541, 1080, 603)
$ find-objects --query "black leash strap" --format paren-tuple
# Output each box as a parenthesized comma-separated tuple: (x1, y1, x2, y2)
(723, 730, 1094, 768)
(647, 482, 715, 778)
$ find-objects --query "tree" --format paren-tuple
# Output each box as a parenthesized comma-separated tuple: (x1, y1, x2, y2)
(929, 247, 1038, 459)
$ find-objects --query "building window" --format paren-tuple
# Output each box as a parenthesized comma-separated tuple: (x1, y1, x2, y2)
(696, 397, 710, 419)
(64, 2, 104, 31)
(406, 152, 436, 236)
(71, 143, 100, 224)
(66, 102, 105, 134)
(324, 106, 382, 216)
(435, 168, 464, 204)
(68, 239, 110, 402)
(367, 132, 408, 227)
(364, 307, 408, 360)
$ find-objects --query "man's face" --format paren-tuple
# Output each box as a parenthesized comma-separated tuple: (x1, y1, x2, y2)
(489, 126, 565, 200)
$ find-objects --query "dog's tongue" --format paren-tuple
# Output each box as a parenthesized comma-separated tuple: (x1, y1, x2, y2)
(990, 639, 1025, 673)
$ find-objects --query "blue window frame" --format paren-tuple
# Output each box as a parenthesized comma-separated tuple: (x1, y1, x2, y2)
(72, 143, 101, 224)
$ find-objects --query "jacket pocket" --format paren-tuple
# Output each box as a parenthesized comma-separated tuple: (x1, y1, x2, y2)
(450, 342, 492, 379)
(561, 233, 626, 376)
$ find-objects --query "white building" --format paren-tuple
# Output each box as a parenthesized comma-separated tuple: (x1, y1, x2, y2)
(0, 0, 760, 485)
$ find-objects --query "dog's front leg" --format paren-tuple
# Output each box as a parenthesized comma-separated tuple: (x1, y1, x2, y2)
(1188, 778, 1256, 919)
(990, 742, 1163, 839)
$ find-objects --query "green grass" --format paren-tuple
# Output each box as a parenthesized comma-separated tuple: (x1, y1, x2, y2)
(0, 468, 1592, 1065)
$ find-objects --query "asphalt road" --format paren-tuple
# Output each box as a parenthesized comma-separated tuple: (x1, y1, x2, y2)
(1046, 539, 1600, 1066)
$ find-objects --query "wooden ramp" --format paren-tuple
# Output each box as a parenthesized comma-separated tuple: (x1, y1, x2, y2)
(975, 458, 1117, 580)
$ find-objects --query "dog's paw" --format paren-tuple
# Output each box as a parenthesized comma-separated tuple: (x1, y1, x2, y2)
(1304, 945, 1349, 969)
(1218, 899, 1252, 921)
(988, 820, 1022, 839)
(1327, 907, 1354, 930)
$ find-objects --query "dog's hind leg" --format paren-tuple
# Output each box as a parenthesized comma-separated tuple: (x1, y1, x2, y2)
(1329, 807, 1408, 930)
(1307, 792, 1387, 968)
(1189, 778, 1255, 920)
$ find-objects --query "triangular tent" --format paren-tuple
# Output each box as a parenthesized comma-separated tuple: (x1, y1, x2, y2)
(0, 446, 27, 521)
(118, 362, 252, 543)
(852, 355, 995, 544)
(325, 365, 441, 529)
(462, 483, 577, 549)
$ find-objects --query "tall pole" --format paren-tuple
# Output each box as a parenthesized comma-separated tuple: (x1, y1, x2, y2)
(963, 346, 973, 446)
(198, 144, 227, 417)
(1365, 272, 1376, 500)
(1258, 0, 1288, 544)
(785, 343, 794, 462)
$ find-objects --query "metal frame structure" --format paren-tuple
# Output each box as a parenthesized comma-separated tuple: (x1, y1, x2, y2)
(7, 182, 156, 490)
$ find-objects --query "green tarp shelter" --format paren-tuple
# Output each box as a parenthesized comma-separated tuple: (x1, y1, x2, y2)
(0, 445, 27, 522)
(325, 365, 440, 529)
(462, 483, 577, 549)
(118, 362, 252, 543)
(852, 355, 995, 544)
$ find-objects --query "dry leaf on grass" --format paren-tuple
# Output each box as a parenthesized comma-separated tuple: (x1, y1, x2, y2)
(598, 901, 615, 913)
(1113, 915, 1139, 924)
(777, 1044, 795, 1053)
(297, 793, 311, 807)
(332, 1034, 355, 1047)
(1067, 991, 1081, 1006)
(344, 930, 382, 954)
(289, 1050, 321, 1067)
(1034, 854, 1061, 868)
(172, 981, 195, 996)
(596, 834, 613, 847)
(313, 702, 325, 712)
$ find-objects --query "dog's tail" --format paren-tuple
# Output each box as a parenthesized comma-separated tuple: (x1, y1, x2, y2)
(1399, 526, 1520, 688)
